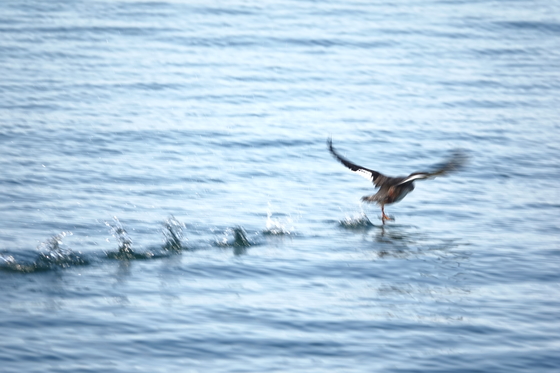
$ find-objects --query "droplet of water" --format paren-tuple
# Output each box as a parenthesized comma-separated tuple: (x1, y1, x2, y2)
(162, 215, 185, 251)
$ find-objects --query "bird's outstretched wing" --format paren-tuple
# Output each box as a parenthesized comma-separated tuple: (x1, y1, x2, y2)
(328, 138, 389, 187)
(396, 150, 468, 185)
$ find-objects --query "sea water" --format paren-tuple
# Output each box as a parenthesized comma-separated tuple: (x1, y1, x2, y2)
(1, 0, 559, 372)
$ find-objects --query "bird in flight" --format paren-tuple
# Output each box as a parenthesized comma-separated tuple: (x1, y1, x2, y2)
(328, 138, 466, 223)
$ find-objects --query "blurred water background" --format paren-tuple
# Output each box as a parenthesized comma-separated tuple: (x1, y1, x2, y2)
(1, 0, 559, 372)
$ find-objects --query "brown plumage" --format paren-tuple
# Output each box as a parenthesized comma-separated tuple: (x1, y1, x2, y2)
(328, 138, 466, 222)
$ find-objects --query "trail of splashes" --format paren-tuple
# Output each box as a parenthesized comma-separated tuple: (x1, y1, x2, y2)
(162, 215, 186, 251)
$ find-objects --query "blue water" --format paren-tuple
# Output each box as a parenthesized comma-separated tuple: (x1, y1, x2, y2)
(1, 0, 559, 371)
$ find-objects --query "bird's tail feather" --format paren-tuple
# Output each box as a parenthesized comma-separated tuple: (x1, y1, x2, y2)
(361, 195, 379, 203)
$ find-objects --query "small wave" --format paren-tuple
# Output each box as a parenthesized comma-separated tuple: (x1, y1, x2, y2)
(338, 212, 375, 230)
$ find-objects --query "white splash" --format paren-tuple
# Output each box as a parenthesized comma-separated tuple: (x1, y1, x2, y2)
(263, 209, 294, 236)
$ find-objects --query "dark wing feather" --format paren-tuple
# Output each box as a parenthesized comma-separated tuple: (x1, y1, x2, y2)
(396, 150, 468, 185)
(328, 138, 389, 187)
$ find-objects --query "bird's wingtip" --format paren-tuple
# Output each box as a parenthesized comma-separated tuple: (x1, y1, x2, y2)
(326, 136, 334, 153)
(448, 149, 469, 171)
(429, 149, 469, 176)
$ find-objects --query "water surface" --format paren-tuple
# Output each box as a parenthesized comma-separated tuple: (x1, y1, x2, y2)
(1, 0, 559, 372)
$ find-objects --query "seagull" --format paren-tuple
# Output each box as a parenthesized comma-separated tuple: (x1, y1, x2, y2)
(328, 138, 466, 223)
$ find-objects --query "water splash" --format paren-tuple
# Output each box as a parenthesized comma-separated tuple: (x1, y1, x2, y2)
(263, 210, 293, 236)
(215, 226, 253, 250)
(0, 232, 88, 273)
(338, 212, 375, 230)
(105, 217, 154, 260)
(0, 254, 40, 273)
(162, 215, 186, 251)
(233, 226, 251, 247)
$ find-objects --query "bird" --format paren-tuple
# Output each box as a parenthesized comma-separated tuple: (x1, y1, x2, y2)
(327, 137, 466, 223)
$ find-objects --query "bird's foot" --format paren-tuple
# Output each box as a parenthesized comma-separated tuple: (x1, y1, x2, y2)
(380, 205, 393, 223)
(381, 214, 394, 222)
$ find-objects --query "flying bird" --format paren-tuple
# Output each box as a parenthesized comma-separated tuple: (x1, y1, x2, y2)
(328, 138, 466, 222)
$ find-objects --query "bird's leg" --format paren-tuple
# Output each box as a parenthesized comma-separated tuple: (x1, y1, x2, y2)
(381, 205, 393, 222)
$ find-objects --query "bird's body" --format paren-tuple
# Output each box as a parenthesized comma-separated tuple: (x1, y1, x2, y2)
(328, 138, 465, 222)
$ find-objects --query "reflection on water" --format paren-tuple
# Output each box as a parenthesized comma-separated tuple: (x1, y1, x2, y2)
(349, 223, 474, 324)
(375, 224, 420, 259)
(372, 224, 463, 259)
(114, 260, 132, 282)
